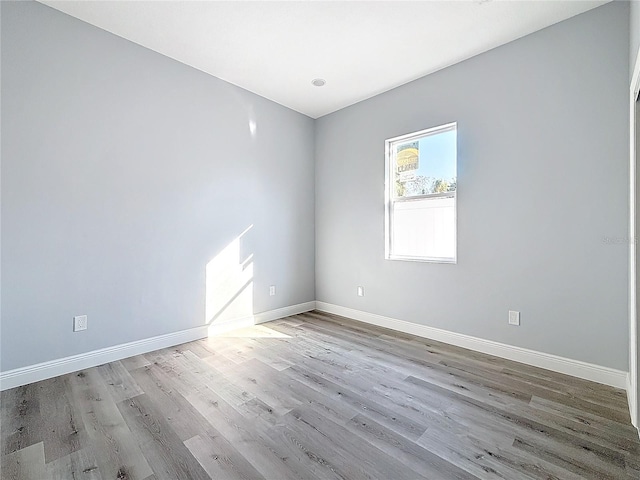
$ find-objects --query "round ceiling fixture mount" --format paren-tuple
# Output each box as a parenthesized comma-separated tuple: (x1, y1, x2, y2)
(311, 78, 326, 87)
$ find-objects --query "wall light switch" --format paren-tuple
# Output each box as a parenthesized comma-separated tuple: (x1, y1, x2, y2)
(357, 286, 365, 297)
(508, 310, 520, 326)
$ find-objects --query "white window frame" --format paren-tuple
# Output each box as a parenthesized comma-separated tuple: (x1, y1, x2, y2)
(384, 122, 457, 264)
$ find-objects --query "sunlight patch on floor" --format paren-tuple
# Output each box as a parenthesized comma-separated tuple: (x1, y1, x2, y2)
(207, 324, 291, 339)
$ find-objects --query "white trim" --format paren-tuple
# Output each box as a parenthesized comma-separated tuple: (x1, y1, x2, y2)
(386, 122, 457, 144)
(628, 373, 637, 430)
(632, 45, 640, 100)
(0, 301, 316, 391)
(387, 254, 457, 264)
(384, 122, 458, 264)
(208, 302, 316, 335)
(629, 44, 640, 430)
(315, 302, 628, 389)
(208, 316, 258, 335)
(0, 325, 208, 391)
(254, 301, 317, 324)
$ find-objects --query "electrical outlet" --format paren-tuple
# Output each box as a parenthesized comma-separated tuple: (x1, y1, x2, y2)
(508, 310, 520, 326)
(73, 315, 88, 332)
(269, 285, 276, 296)
(357, 286, 365, 297)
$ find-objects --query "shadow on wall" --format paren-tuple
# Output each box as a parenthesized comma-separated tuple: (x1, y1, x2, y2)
(205, 225, 255, 335)
(203, 95, 284, 337)
(204, 225, 292, 340)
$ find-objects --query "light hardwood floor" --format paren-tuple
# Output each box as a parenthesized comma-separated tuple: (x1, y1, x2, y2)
(1, 311, 639, 479)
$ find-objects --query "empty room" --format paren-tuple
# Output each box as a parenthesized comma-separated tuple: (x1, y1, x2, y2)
(2, 0, 640, 478)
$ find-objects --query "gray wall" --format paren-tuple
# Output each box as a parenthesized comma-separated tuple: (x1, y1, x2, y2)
(315, 2, 630, 370)
(1, 1, 315, 371)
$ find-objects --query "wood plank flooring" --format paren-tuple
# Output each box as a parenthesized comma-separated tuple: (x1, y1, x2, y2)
(1, 311, 639, 479)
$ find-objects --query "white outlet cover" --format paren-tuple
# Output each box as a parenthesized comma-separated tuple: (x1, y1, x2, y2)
(508, 310, 520, 326)
(269, 285, 276, 296)
(357, 286, 365, 297)
(74, 315, 88, 332)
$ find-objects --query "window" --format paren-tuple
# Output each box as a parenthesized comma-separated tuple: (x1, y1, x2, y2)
(385, 123, 457, 263)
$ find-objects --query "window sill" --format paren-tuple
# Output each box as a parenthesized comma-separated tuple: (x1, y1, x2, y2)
(386, 255, 457, 264)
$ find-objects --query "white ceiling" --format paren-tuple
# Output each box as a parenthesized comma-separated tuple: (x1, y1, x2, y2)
(40, 0, 609, 118)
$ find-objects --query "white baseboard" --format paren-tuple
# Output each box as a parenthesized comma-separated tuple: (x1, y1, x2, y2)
(315, 302, 628, 390)
(629, 373, 639, 431)
(255, 301, 317, 324)
(208, 316, 258, 335)
(208, 301, 317, 335)
(2, 299, 627, 394)
(0, 325, 208, 392)
(0, 301, 316, 391)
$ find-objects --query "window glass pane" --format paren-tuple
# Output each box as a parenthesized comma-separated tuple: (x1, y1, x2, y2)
(391, 197, 456, 259)
(394, 129, 457, 198)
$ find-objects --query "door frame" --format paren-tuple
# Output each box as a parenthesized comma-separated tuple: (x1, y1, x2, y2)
(629, 46, 640, 431)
